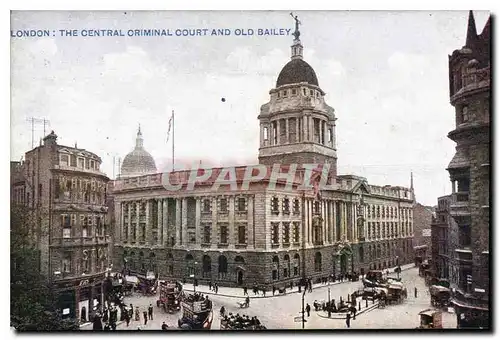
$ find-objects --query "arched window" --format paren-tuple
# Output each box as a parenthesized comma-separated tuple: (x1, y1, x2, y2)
(272, 256, 279, 281)
(185, 254, 194, 276)
(218, 255, 228, 279)
(314, 252, 322, 272)
(293, 254, 300, 276)
(202, 255, 211, 278)
(283, 254, 290, 278)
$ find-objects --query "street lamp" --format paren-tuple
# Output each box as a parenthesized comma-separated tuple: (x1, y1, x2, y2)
(190, 261, 198, 293)
(396, 256, 401, 280)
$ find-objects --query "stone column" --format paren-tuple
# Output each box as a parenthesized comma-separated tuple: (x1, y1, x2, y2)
(181, 198, 188, 246)
(322, 200, 327, 244)
(285, 118, 290, 144)
(195, 197, 201, 246)
(308, 199, 313, 245)
(323, 121, 328, 145)
(175, 199, 181, 246)
(296, 117, 300, 142)
(332, 200, 336, 242)
(157, 199, 162, 246)
(120, 203, 124, 242)
(229, 196, 235, 247)
(319, 121, 323, 145)
(162, 199, 168, 246)
(260, 124, 264, 147)
(303, 116, 308, 141)
(145, 200, 151, 244)
(211, 199, 218, 246)
(353, 203, 357, 240)
(127, 203, 132, 243)
(276, 120, 281, 145)
(309, 117, 314, 143)
(247, 195, 254, 249)
(135, 202, 140, 243)
(340, 201, 345, 240)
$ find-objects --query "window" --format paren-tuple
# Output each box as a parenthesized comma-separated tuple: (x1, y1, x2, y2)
(238, 225, 246, 244)
(377, 223, 380, 238)
(382, 206, 385, 218)
(382, 223, 386, 238)
(283, 90, 287, 97)
(219, 198, 228, 213)
(70, 155, 77, 167)
(293, 199, 300, 214)
(359, 247, 365, 263)
(202, 199, 211, 213)
(462, 105, 469, 123)
(63, 227, 71, 238)
(219, 225, 228, 244)
(237, 197, 246, 212)
(292, 89, 297, 95)
(272, 122, 277, 145)
(60, 154, 69, 166)
(188, 231, 196, 243)
(272, 223, 280, 245)
(62, 253, 71, 273)
(328, 128, 333, 144)
(314, 201, 320, 214)
(78, 158, 84, 168)
(85, 158, 90, 169)
(283, 222, 290, 244)
(90, 160, 95, 169)
(310, 89, 314, 96)
(82, 216, 88, 237)
(367, 206, 371, 218)
(293, 222, 300, 243)
(314, 252, 322, 272)
(283, 198, 290, 214)
(271, 197, 279, 213)
(263, 127, 269, 141)
(203, 225, 211, 244)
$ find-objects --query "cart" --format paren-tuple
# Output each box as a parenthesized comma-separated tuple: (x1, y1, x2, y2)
(418, 309, 443, 329)
(178, 295, 213, 330)
(387, 283, 404, 304)
(429, 285, 450, 308)
(157, 281, 183, 313)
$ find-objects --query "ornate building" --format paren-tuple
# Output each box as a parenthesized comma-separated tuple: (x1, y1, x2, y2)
(431, 11, 490, 329)
(110, 22, 415, 288)
(11, 131, 111, 323)
(119, 126, 157, 178)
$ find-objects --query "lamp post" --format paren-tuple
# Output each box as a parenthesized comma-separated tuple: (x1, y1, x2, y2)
(396, 256, 400, 280)
(301, 289, 306, 329)
(191, 261, 198, 293)
(327, 281, 331, 318)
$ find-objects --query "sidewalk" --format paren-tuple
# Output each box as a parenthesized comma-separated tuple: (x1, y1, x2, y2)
(183, 263, 415, 299)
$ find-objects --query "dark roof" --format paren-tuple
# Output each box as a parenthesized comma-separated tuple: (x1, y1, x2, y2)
(276, 58, 319, 87)
(463, 11, 491, 68)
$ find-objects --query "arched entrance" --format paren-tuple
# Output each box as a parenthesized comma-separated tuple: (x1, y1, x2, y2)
(234, 256, 245, 285)
(237, 271, 244, 285)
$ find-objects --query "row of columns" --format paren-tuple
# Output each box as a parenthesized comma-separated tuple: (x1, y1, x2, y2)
(118, 196, 255, 248)
(262, 115, 334, 147)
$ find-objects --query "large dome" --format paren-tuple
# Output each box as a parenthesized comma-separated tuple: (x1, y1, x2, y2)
(120, 127, 157, 178)
(276, 58, 319, 87)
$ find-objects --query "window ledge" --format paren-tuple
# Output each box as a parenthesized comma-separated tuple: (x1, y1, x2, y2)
(271, 243, 279, 248)
(235, 244, 247, 249)
(201, 243, 211, 247)
(217, 243, 229, 248)
(271, 210, 280, 215)
(282, 243, 290, 247)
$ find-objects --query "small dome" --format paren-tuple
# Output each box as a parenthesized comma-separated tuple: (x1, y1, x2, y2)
(120, 126, 157, 178)
(276, 58, 319, 87)
(467, 59, 479, 68)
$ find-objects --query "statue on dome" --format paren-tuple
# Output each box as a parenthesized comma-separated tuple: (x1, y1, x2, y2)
(290, 12, 301, 40)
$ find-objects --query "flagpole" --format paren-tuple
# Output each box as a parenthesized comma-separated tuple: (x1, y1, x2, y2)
(172, 110, 175, 172)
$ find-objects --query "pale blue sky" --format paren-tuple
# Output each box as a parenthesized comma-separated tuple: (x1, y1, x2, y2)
(10, 10, 490, 206)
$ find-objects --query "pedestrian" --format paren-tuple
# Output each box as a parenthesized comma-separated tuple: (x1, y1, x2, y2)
(352, 306, 357, 320)
(209, 281, 212, 291)
(135, 306, 140, 321)
(306, 303, 311, 317)
(272, 285, 276, 296)
(290, 281, 293, 290)
(346, 313, 351, 328)
(220, 306, 226, 317)
(129, 304, 134, 319)
(262, 288, 266, 297)
(215, 283, 219, 294)
(148, 304, 153, 320)
(143, 310, 148, 325)
(125, 309, 130, 327)
(162, 322, 168, 330)
(111, 321, 117, 331)
(414, 287, 418, 298)
(243, 286, 248, 296)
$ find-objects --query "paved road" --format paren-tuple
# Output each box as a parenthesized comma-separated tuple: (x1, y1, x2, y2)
(81, 267, 457, 330)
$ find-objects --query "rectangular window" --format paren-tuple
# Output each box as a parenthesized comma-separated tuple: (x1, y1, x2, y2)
(293, 222, 300, 243)
(238, 225, 246, 244)
(203, 225, 211, 244)
(310, 89, 314, 96)
(219, 198, 228, 213)
(70, 155, 77, 167)
(220, 225, 228, 244)
(283, 90, 287, 97)
(263, 127, 269, 141)
(272, 223, 280, 245)
(188, 231, 196, 243)
(271, 197, 279, 213)
(283, 222, 290, 244)
(78, 158, 84, 169)
(90, 160, 95, 169)
(303, 88, 307, 96)
(60, 154, 69, 166)
(292, 89, 297, 95)
(293, 199, 300, 214)
(62, 253, 71, 273)
(202, 199, 211, 213)
(272, 122, 277, 145)
(283, 198, 290, 214)
(237, 197, 246, 212)
(63, 227, 71, 238)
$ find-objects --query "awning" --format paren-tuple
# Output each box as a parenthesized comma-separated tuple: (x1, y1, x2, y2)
(450, 299, 489, 311)
(419, 309, 440, 317)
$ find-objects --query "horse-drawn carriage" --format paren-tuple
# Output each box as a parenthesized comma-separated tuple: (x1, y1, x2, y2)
(135, 271, 158, 296)
(157, 281, 183, 313)
(178, 294, 213, 330)
(429, 285, 450, 308)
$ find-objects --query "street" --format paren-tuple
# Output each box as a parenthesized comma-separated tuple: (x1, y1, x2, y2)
(81, 267, 457, 330)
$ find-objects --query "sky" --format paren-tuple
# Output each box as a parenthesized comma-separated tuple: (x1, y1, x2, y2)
(10, 10, 490, 206)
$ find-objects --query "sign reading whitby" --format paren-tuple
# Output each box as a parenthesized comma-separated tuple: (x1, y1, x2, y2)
(11, 10, 491, 331)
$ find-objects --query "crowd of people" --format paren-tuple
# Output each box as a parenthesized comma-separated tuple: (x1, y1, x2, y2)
(220, 312, 265, 330)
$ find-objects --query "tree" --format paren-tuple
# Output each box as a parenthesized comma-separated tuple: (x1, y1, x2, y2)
(11, 204, 79, 331)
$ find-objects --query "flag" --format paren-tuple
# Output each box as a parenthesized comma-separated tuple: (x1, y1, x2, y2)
(166, 111, 173, 143)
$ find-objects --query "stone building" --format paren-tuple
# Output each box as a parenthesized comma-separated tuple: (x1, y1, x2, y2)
(110, 24, 415, 288)
(412, 202, 434, 266)
(431, 195, 453, 283)
(431, 11, 490, 328)
(10, 131, 111, 322)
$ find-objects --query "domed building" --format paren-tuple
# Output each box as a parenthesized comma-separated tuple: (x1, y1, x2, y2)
(258, 26, 338, 176)
(120, 126, 157, 178)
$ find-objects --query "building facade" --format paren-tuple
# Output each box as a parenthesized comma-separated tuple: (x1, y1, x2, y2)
(110, 24, 415, 288)
(431, 11, 490, 329)
(11, 131, 111, 323)
(412, 202, 434, 266)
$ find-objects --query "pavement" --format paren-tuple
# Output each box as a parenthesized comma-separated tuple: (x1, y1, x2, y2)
(80, 264, 457, 330)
